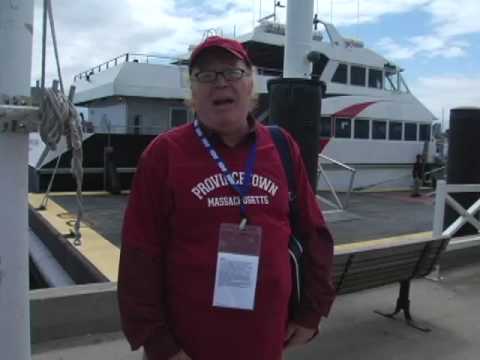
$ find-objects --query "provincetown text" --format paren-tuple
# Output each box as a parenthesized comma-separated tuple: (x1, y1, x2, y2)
(191, 172, 279, 200)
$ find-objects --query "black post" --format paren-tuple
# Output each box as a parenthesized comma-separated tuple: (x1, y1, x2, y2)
(444, 107, 480, 236)
(267, 78, 325, 190)
(104, 146, 121, 194)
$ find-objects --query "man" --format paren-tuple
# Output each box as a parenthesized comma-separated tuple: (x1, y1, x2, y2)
(412, 154, 424, 197)
(118, 36, 335, 360)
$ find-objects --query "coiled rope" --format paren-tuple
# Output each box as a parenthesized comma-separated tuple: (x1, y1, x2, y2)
(38, 0, 84, 246)
(39, 88, 84, 246)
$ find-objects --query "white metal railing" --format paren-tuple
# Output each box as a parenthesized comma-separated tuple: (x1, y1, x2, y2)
(317, 154, 357, 210)
(73, 53, 181, 81)
(433, 180, 480, 238)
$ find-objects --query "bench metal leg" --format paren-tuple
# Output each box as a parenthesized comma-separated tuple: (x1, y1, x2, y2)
(374, 280, 431, 332)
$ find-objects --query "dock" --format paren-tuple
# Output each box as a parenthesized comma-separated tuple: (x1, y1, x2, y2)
(27, 189, 480, 359)
(31, 263, 480, 359)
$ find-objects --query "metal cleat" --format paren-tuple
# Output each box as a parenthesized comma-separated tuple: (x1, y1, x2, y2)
(0, 104, 40, 133)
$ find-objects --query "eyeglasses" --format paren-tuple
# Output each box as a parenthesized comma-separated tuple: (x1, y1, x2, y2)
(192, 68, 250, 83)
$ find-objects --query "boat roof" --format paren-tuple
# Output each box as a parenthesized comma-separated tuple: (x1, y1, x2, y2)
(73, 57, 190, 105)
(73, 20, 405, 106)
(238, 20, 392, 69)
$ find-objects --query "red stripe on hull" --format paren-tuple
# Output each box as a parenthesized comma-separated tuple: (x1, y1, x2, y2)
(334, 101, 378, 118)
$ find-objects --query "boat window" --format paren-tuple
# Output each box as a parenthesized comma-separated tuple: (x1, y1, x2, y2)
(170, 108, 188, 128)
(368, 69, 383, 89)
(335, 118, 351, 138)
(354, 119, 369, 139)
(332, 63, 347, 84)
(389, 121, 403, 140)
(351, 65, 366, 86)
(405, 123, 418, 141)
(372, 120, 387, 140)
(320, 117, 332, 137)
(419, 124, 431, 141)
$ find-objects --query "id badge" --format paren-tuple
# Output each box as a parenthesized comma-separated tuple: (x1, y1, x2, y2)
(212, 223, 262, 311)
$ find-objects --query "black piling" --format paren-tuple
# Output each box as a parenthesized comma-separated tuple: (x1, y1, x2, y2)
(267, 78, 325, 190)
(444, 107, 480, 236)
(103, 146, 121, 194)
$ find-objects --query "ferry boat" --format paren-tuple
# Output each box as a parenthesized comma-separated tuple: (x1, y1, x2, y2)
(29, 19, 439, 192)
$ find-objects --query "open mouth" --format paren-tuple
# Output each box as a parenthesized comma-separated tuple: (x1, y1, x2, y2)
(212, 97, 235, 106)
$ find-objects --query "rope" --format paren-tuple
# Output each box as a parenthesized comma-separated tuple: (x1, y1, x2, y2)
(67, 101, 84, 246)
(37, 0, 84, 246)
(40, 88, 66, 149)
(39, 89, 84, 246)
(47, 0, 64, 94)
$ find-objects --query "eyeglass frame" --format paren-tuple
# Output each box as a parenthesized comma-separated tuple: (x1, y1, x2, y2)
(191, 68, 252, 84)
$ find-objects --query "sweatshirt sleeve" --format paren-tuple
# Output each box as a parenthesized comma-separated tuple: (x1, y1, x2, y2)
(117, 138, 181, 360)
(286, 135, 336, 329)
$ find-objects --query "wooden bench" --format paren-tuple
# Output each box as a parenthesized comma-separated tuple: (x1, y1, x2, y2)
(333, 235, 450, 331)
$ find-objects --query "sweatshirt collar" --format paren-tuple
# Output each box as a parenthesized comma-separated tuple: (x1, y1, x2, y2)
(195, 114, 257, 146)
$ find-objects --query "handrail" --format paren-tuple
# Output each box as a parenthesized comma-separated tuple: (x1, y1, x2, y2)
(424, 166, 445, 177)
(320, 154, 356, 172)
(433, 180, 480, 238)
(73, 53, 184, 81)
(80, 122, 172, 134)
(317, 154, 357, 209)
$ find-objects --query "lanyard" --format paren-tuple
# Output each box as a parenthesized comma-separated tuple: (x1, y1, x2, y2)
(193, 119, 257, 222)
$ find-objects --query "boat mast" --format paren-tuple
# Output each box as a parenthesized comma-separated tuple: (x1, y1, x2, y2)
(0, 0, 34, 359)
(283, 0, 314, 78)
(269, 0, 320, 188)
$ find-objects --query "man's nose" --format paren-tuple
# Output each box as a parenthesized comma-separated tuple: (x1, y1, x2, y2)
(213, 73, 228, 86)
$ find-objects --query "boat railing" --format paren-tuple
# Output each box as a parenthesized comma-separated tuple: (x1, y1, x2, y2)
(256, 66, 283, 77)
(73, 53, 184, 82)
(433, 180, 480, 238)
(73, 55, 321, 82)
(424, 166, 446, 182)
(255, 66, 323, 79)
(317, 154, 357, 210)
(80, 121, 171, 135)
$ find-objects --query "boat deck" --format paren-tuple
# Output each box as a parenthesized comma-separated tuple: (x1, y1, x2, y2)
(28, 189, 436, 283)
(31, 262, 480, 360)
(32, 189, 436, 248)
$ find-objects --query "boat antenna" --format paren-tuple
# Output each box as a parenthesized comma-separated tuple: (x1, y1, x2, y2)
(273, 1, 285, 23)
(257, 1, 284, 24)
(330, 0, 333, 23)
(314, 0, 319, 30)
(442, 107, 445, 131)
(313, 13, 320, 30)
(357, 0, 360, 38)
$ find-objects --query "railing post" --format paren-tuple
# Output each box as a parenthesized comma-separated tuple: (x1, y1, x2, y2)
(0, 1, 34, 359)
(433, 180, 447, 237)
(345, 171, 356, 208)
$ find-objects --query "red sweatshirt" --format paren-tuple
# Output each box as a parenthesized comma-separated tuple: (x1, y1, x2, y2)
(118, 121, 335, 360)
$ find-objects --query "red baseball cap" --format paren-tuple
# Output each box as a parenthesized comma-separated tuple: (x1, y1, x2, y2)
(189, 36, 252, 72)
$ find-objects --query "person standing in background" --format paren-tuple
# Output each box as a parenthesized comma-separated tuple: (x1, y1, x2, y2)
(412, 154, 424, 197)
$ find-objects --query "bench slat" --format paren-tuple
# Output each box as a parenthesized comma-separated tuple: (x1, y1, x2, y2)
(332, 237, 449, 294)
